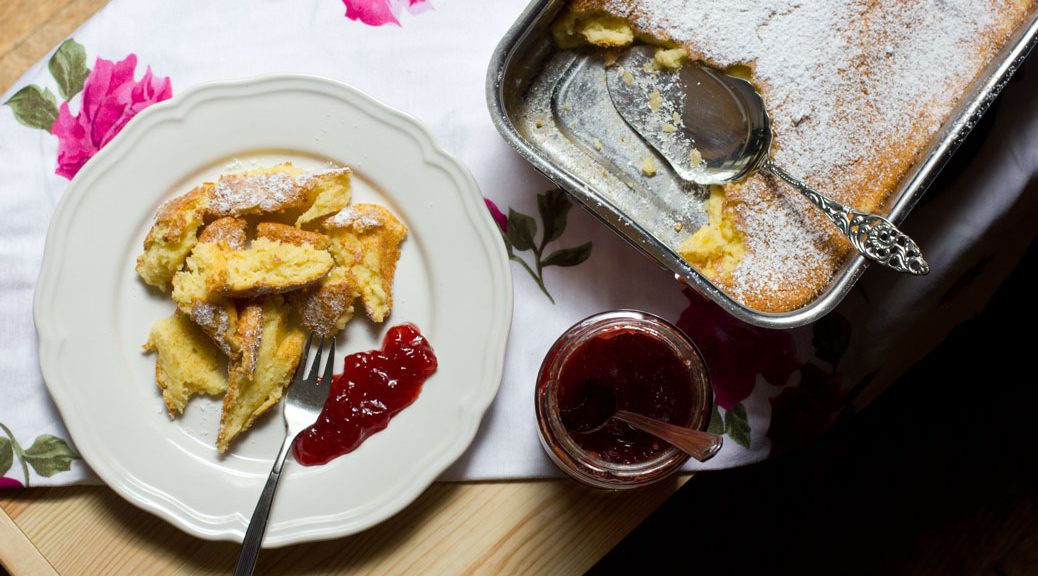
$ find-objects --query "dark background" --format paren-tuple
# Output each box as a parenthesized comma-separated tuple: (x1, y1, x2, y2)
(596, 238, 1038, 575)
(594, 76, 1038, 574)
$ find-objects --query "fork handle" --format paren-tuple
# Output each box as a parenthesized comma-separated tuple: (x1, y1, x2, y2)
(234, 435, 294, 576)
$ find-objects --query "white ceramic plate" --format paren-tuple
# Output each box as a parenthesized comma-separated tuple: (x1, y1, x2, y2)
(34, 75, 512, 547)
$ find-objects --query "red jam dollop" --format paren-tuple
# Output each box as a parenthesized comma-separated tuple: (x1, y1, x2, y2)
(556, 328, 694, 465)
(293, 323, 438, 466)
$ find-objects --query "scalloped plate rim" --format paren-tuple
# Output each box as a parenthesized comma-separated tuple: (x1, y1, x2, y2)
(33, 74, 512, 547)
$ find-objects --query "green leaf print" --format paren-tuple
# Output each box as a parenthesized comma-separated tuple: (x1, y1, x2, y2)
(724, 403, 751, 448)
(0, 422, 82, 486)
(507, 209, 537, 251)
(493, 189, 594, 304)
(49, 39, 90, 100)
(538, 188, 572, 243)
(542, 242, 592, 268)
(706, 404, 724, 435)
(23, 435, 79, 478)
(0, 437, 12, 477)
(4, 85, 59, 131)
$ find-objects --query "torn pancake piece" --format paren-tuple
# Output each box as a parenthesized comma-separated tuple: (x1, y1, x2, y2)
(135, 184, 211, 290)
(216, 295, 306, 452)
(143, 312, 227, 416)
(323, 204, 407, 323)
(171, 217, 247, 355)
(292, 266, 358, 337)
(296, 168, 353, 226)
(206, 163, 352, 223)
(215, 238, 334, 298)
(256, 222, 358, 337)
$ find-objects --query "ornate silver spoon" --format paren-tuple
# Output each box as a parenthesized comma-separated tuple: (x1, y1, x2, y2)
(605, 45, 929, 275)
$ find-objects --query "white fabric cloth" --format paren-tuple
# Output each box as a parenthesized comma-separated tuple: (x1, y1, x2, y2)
(1, 0, 1035, 487)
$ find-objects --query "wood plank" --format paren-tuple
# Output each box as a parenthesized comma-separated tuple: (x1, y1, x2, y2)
(1, 478, 684, 575)
(0, 0, 69, 57)
(0, 0, 109, 94)
(0, 504, 58, 576)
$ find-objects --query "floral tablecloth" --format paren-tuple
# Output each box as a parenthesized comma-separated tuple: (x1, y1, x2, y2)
(2, 0, 1036, 488)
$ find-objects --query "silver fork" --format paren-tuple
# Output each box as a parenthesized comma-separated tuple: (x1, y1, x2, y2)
(234, 334, 335, 576)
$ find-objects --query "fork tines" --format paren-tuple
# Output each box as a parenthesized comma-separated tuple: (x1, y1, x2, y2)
(290, 334, 335, 408)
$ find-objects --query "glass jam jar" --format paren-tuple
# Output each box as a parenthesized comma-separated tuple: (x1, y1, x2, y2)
(536, 310, 712, 489)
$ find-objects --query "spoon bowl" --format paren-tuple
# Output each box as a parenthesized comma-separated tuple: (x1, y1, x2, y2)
(605, 45, 930, 275)
(606, 45, 771, 185)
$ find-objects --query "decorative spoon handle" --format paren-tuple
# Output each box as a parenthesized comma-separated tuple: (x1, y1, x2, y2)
(614, 410, 722, 462)
(764, 162, 929, 275)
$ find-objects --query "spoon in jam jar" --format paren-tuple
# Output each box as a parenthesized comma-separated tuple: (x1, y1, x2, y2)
(606, 45, 929, 276)
(563, 381, 723, 462)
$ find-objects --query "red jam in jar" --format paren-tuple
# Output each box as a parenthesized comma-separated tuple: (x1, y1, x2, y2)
(294, 323, 437, 466)
(556, 329, 695, 465)
(536, 310, 712, 489)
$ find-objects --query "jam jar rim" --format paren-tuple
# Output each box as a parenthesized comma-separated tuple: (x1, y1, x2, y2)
(535, 309, 713, 489)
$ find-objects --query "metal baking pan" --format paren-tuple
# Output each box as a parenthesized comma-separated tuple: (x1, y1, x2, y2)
(486, 0, 1038, 328)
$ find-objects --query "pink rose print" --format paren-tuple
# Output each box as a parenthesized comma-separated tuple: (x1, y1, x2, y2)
(51, 54, 172, 179)
(485, 197, 508, 233)
(0, 477, 23, 489)
(4, 39, 172, 180)
(676, 289, 799, 410)
(343, 0, 431, 26)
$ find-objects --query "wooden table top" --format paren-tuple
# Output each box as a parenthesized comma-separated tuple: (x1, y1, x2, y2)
(0, 2, 687, 574)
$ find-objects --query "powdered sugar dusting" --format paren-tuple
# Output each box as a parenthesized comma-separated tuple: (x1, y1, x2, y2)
(601, 0, 1002, 186)
(588, 0, 1027, 307)
(209, 172, 312, 216)
(326, 206, 384, 231)
(190, 301, 233, 356)
(728, 180, 830, 305)
(308, 167, 352, 178)
(207, 166, 352, 217)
